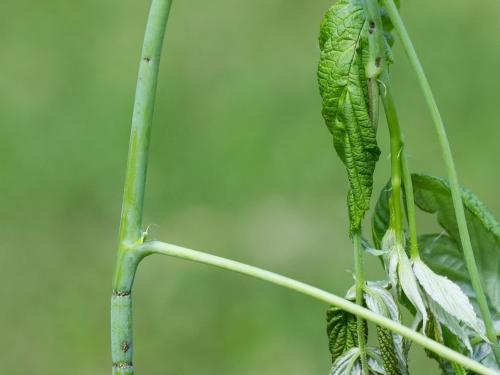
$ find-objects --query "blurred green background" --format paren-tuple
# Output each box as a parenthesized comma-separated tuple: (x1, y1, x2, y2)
(1, 0, 499, 373)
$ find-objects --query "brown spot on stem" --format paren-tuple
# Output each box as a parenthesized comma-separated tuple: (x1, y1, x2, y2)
(143, 57, 151, 63)
(375, 57, 381, 67)
(121, 341, 130, 353)
(112, 362, 133, 369)
(112, 290, 131, 297)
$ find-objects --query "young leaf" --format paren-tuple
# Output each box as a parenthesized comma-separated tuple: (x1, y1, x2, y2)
(327, 306, 368, 363)
(329, 347, 361, 375)
(367, 346, 390, 375)
(329, 346, 388, 375)
(412, 173, 500, 319)
(318, 0, 382, 234)
(397, 247, 428, 326)
(364, 283, 408, 374)
(474, 338, 500, 372)
(413, 258, 483, 336)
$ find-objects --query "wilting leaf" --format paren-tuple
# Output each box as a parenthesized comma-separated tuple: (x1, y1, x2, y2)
(318, 0, 383, 234)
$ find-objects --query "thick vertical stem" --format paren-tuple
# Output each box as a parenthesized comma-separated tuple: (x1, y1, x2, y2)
(111, 0, 172, 373)
(353, 232, 369, 375)
(381, 73, 419, 258)
(382, 0, 500, 364)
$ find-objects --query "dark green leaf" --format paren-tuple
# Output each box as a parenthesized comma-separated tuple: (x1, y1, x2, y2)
(326, 306, 367, 363)
(372, 179, 392, 249)
(318, 0, 382, 234)
(377, 326, 405, 375)
(413, 173, 500, 319)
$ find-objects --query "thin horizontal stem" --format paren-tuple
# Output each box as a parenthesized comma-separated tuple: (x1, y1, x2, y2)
(138, 240, 498, 375)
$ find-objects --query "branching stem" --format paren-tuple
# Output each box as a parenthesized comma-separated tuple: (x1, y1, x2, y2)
(138, 240, 498, 375)
(111, 0, 172, 373)
(382, 0, 500, 363)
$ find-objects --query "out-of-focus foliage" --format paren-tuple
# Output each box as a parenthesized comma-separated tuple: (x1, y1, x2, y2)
(0, 0, 499, 374)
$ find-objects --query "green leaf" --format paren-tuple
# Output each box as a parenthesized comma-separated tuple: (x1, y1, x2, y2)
(318, 0, 382, 234)
(327, 306, 367, 363)
(412, 173, 500, 320)
(372, 180, 392, 249)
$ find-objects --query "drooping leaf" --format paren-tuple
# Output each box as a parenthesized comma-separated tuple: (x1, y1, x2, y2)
(413, 258, 482, 336)
(327, 306, 367, 363)
(397, 247, 428, 326)
(318, 0, 383, 234)
(412, 173, 500, 320)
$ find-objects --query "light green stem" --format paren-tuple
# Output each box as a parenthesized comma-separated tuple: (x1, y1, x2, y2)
(380, 72, 419, 258)
(382, 0, 500, 364)
(353, 232, 369, 375)
(381, 74, 404, 242)
(138, 240, 498, 375)
(364, 0, 385, 78)
(111, 0, 172, 373)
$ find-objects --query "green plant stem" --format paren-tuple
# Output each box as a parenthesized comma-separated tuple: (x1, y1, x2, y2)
(111, 0, 172, 373)
(364, 0, 385, 78)
(353, 232, 369, 375)
(380, 72, 419, 259)
(138, 240, 498, 375)
(381, 75, 403, 243)
(382, 0, 500, 364)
